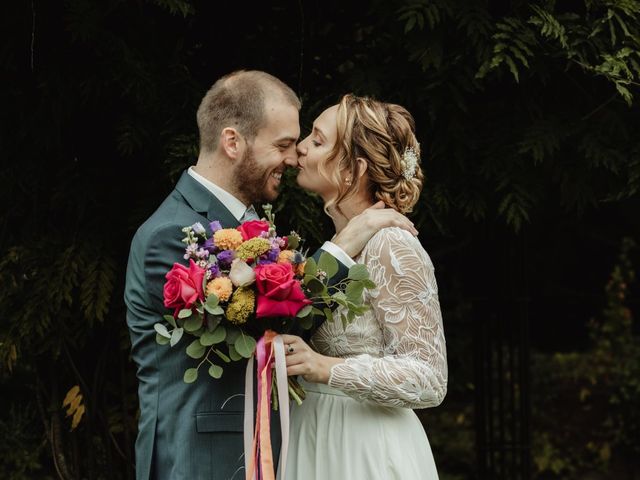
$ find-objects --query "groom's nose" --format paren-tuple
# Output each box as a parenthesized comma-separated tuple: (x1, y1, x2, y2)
(283, 152, 298, 168)
(296, 143, 307, 157)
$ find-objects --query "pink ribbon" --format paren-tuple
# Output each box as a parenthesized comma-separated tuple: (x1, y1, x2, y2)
(244, 331, 290, 480)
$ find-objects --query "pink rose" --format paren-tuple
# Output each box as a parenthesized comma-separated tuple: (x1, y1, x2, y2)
(237, 220, 270, 241)
(254, 263, 312, 318)
(163, 259, 205, 316)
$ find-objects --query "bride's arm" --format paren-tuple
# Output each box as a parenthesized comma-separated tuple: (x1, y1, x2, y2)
(329, 228, 447, 409)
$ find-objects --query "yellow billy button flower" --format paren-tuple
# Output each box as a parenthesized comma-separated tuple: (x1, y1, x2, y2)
(236, 238, 271, 261)
(226, 287, 255, 325)
(277, 250, 295, 264)
(206, 277, 233, 302)
(213, 229, 243, 250)
(295, 261, 306, 277)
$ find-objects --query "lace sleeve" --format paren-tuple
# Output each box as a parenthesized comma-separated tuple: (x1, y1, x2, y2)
(328, 227, 448, 409)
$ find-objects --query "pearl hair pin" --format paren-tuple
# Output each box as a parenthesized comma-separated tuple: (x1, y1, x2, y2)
(401, 147, 419, 180)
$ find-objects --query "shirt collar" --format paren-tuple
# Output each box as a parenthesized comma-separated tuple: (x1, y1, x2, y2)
(187, 167, 247, 221)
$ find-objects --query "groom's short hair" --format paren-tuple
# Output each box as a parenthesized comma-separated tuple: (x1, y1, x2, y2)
(197, 70, 301, 153)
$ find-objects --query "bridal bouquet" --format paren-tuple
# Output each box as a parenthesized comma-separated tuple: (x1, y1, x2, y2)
(154, 204, 372, 394)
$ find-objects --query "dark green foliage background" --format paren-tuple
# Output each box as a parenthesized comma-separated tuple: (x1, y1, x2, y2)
(1, 1, 639, 478)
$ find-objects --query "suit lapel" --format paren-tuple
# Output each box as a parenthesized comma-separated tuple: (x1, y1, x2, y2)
(175, 171, 240, 228)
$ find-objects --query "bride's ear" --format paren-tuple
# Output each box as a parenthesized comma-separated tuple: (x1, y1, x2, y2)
(220, 127, 243, 160)
(355, 157, 369, 181)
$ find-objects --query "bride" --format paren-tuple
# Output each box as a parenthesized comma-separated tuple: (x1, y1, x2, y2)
(280, 94, 448, 479)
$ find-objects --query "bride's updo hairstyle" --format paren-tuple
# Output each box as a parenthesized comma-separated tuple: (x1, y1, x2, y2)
(321, 94, 424, 215)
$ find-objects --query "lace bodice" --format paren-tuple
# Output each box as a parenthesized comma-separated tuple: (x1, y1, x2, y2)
(311, 227, 448, 409)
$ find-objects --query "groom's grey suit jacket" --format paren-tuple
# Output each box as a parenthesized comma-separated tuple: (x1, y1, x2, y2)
(125, 170, 348, 479)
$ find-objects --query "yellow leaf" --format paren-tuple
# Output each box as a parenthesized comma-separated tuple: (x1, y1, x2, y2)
(62, 385, 80, 408)
(7, 344, 17, 373)
(579, 388, 590, 402)
(66, 394, 83, 417)
(600, 443, 611, 462)
(71, 405, 85, 430)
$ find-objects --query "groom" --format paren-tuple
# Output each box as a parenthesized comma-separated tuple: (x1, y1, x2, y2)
(125, 70, 417, 480)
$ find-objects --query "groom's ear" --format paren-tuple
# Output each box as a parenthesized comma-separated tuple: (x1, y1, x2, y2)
(220, 127, 242, 160)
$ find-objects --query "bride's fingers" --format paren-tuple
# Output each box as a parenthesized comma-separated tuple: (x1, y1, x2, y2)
(286, 363, 310, 377)
(280, 334, 302, 345)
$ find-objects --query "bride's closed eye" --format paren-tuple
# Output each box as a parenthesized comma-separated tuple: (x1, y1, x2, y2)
(312, 140, 322, 147)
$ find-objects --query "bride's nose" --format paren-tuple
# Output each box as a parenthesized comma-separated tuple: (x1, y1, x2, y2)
(296, 141, 307, 157)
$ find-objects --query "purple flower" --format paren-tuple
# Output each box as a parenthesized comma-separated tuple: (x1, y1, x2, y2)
(208, 263, 221, 278)
(266, 247, 280, 263)
(209, 220, 222, 233)
(257, 257, 275, 265)
(216, 249, 235, 267)
(203, 238, 216, 253)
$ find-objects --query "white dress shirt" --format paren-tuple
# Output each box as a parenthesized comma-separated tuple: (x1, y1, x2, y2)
(187, 167, 355, 267)
(188, 167, 246, 221)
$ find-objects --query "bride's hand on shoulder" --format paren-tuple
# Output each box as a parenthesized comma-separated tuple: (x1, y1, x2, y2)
(280, 334, 344, 384)
(332, 201, 418, 258)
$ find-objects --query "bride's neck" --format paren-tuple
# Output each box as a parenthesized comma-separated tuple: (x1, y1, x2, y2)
(328, 197, 374, 235)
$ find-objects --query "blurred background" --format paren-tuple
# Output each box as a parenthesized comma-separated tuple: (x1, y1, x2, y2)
(1, 1, 639, 479)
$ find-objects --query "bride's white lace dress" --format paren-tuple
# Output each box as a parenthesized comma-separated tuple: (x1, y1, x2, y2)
(282, 227, 448, 480)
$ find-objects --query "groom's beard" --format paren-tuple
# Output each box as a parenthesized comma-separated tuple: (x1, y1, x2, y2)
(232, 146, 279, 204)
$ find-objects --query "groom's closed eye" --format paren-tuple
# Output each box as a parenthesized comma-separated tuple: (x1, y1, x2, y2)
(275, 139, 297, 150)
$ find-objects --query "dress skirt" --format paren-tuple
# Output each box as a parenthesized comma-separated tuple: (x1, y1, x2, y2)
(280, 379, 439, 480)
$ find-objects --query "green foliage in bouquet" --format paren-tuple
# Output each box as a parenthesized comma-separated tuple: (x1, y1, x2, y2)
(153, 205, 374, 384)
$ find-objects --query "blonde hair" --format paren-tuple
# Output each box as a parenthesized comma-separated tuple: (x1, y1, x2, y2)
(197, 70, 301, 153)
(319, 94, 424, 215)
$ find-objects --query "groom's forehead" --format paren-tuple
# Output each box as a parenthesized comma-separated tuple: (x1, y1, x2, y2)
(262, 98, 300, 138)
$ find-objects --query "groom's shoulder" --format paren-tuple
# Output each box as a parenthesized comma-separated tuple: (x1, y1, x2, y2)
(132, 188, 199, 247)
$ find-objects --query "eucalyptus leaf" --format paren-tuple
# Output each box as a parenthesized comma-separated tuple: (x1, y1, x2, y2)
(348, 264, 369, 281)
(206, 294, 219, 307)
(178, 308, 193, 319)
(191, 327, 206, 337)
(296, 305, 313, 318)
(226, 327, 241, 344)
(154, 323, 171, 339)
(156, 333, 170, 345)
(346, 282, 365, 303)
(183, 315, 203, 332)
(207, 315, 221, 332)
(228, 344, 242, 361)
(184, 368, 198, 383)
(214, 348, 231, 363)
(362, 279, 377, 289)
(299, 315, 313, 330)
(170, 327, 184, 347)
(318, 252, 339, 280)
(208, 364, 223, 379)
(186, 339, 206, 359)
(204, 304, 224, 316)
(311, 307, 324, 317)
(332, 291, 347, 302)
(201, 325, 226, 346)
(235, 334, 257, 358)
(306, 277, 325, 295)
(163, 315, 177, 328)
(323, 307, 334, 323)
(304, 257, 317, 276)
